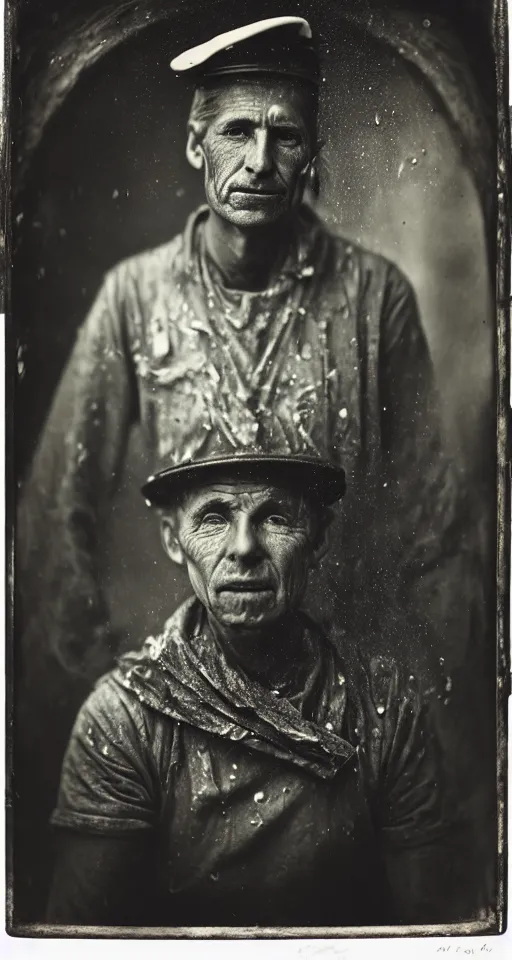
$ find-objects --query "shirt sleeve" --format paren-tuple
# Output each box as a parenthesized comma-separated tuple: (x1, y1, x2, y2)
(17, 268, 137, 680)
(357, 655, 477, 923)
(51, 676, 158, 834)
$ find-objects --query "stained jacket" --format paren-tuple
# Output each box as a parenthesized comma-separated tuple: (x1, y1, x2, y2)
(19, 204, 471, 678)
(48, 598, 468, 928)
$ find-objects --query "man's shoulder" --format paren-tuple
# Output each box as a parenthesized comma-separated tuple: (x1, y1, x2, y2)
(313, 212, 411, 290)
(77, 669, 150, 732)
(107, 232, 185, 286)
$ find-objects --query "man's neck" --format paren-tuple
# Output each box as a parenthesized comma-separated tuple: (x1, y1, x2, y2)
(207, 612, 306, 691)
(203, 210, 299, 292)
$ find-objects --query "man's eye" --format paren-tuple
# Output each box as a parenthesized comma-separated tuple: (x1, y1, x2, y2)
(225, 125, 248, 139)
(265, 514, 290, 527)
(275, 129, 301, 146)
(202, 513, 227, 526)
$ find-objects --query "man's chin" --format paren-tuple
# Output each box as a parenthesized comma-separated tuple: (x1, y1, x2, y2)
(221, 200, 289, 228)
(212, 596, 280, 629)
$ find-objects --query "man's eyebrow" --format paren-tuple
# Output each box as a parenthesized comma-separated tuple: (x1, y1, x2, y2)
(188, 496, 232, 520)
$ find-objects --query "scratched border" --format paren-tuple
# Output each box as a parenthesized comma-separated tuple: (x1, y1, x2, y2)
(4, 0, 511, 940)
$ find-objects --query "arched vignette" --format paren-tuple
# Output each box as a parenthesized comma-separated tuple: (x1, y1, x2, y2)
(13, 0, 494, 230)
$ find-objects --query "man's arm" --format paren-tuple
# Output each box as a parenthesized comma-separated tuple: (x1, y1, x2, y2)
(18, 269, 137, 680)
(363, 658, 479, 923)
(46, 677, 163, 926)
(47, 833, 158, 927)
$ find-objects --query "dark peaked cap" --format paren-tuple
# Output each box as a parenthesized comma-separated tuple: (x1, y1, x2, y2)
(170, 17, 319, 86)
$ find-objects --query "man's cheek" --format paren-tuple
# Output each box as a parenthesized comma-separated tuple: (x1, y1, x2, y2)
(205, 143, 238, 198)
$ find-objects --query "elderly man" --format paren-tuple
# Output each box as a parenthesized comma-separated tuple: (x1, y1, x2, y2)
(46, 433, 467, 928)
(19, 16, 470, 684)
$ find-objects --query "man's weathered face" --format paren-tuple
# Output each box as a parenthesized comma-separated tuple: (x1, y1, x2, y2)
(164, 480, 320, 630)
(189, 79, 315, 228)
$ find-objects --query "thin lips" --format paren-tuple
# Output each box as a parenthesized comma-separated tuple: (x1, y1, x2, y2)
(230, 186, 284, 195)
(218, 580, 273, 592)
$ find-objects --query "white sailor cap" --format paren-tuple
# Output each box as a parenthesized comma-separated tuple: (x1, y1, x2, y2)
(170, 17, 319, 86)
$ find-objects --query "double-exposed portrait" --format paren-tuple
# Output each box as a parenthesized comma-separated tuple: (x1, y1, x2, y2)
(5, 0, 510, 939)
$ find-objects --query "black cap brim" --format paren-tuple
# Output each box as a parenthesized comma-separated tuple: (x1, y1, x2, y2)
(142, 455, 345, 508)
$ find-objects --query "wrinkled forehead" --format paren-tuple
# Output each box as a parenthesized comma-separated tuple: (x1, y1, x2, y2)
(179, 478, 310, 514)
(202, 76, 316, 125)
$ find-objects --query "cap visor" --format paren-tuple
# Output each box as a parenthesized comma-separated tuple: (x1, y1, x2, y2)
(142, 455, 345, 508)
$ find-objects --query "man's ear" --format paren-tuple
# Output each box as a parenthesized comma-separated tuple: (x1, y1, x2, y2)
(160, 516, 185, 566)
(311, 507, 334, 567)
(186, 124, 204, 170)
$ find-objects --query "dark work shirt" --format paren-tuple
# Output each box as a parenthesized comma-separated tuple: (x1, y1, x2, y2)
(48, 599, 464, 928)
(18, 204, 475, 681)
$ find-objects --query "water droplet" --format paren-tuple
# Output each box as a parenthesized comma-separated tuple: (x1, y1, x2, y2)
(423, 18, 431, 28)
(112, 188, 119, 199)
(375, 113, 380, 125)
(232, 763, 237, 770)
(411, 157, 417, 166)
(272, 689, 280, 696)
(445, 677, 452, 692)
(229, 774, 236, 781)
(301, 265, 314, 277)
(376, 705, 386, 715)
(338, 674, 346, 685)
(439, 657, 445, 664)
(282, 786, 291, 795)
(325, 722, 334, 731)
(339, 407, 348, 419)
(210, 872, 219, 881)
(301, 343, 312, 360)
(254, 791, 265, 803)
(102, 744, 109, 756)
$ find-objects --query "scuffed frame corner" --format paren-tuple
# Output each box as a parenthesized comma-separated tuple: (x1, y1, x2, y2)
(3, 0, 511, 941)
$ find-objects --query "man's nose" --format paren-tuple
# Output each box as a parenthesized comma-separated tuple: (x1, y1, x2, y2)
(245, 130, 273, 177)
(226, 515, 261, 563)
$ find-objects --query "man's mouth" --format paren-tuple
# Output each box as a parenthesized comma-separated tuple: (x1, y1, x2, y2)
(218, 580, 274, 593)
(229, 187, 284, 197)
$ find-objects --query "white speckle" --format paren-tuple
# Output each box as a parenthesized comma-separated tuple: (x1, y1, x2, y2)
(102, 745, 109, 756)
(229, 774, 236, 781)
(339, 407, 348, 419)
(254, 791, 265, 803)
(232, 764, 237, 770)
(445, 677, 452, 693)
(112, 188, 119, 199)
(375, 113, 380, 125)
(383, 482, 388, 488)
(423, 18, 431, 28)
(338, 674, 346, 685)
(376, 705, 386, 715)
(301, 343, 312, 360)
(301, 265, 314, 277)
(398, 161, 405, 178)
(325, 722, 334, 731)
(411, 157, 417, 166)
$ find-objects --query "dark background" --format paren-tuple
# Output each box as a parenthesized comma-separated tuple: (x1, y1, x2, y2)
(9, 0, 499, 924)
